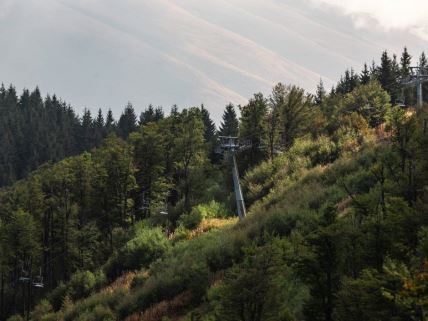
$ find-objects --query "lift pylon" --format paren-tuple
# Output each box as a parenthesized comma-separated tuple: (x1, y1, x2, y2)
(218, 136, 246, 220)
(402, 66, 428, 109)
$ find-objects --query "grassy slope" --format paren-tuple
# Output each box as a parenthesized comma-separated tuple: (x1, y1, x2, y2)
(43, 140, 381, 321)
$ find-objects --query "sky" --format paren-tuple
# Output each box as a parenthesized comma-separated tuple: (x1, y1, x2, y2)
(0, 0, 427, 123)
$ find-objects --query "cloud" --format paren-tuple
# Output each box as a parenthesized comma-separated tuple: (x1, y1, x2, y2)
(310, 0, 428, 41)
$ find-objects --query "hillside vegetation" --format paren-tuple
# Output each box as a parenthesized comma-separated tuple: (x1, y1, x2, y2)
(0, 49, 428, 321)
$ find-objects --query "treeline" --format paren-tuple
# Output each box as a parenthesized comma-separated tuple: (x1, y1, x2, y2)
(329, 48, 427, 105)
(0, 48, 425, 188)
(0, 86, 165, 187)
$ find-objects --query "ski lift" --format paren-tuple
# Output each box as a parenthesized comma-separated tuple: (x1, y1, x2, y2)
(218, 136, 238, 151)
(33, 269, 44, 288)
(140, 192, 150, 211)
(214, 145, 223, 155)
(18, 264, 31, 283)
(159, 198, 169, 215)
(396, 99, 406, 108)
(395, 86, 406, 108)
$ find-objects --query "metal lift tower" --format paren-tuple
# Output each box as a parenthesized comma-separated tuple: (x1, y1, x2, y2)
(402, 66, 428, 109)
(218, 136, 246, 220)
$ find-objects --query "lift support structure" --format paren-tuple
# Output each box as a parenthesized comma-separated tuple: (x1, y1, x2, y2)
(218, 136, 246, 220)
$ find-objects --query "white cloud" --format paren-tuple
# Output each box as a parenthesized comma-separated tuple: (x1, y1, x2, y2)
(310, 0, 428, 41)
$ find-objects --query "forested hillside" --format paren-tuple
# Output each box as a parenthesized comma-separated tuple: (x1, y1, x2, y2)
(0, 48, 427, 321)
(0, 87, 163, 187)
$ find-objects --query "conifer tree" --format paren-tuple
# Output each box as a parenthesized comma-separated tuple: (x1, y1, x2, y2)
(378, 51, 400, 103)
(267, 83, 284, 160)
(315, 79, 326, 105)
(219, 103, 239, 137)
(400, 47, 413, 105)
(139, 104, 155, 125)
(105, 109, 116, 133)
(279, 85, 312, 148)
(154, 107, 164, 122)
(419, 52, 428, 103)
(118, 102, 137, 139)
(239, 93, 268, 166)
(81, 108, 94, 151)
(94, 108, 105, 146)
(200, 104, 216, 142)
(360, 63, 371, 85)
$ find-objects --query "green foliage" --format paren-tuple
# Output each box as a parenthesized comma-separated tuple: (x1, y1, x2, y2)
(104, 226, 170, 280)
(219, 103, 239, 137)
(179, 201, 231, 229)
(30, 300, 53, 321)
(211, 240, 306, 321)
(2, 49, 428, 321)
(341, 80, 391, 127)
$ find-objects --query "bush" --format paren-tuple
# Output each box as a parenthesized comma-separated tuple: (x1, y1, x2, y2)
(48, 270, 106, 309)
(68, 271, 97, 301)
(75, 304, 115, 321)
(104, 226, 170, 280)
(179, 201, 230, 229)
(63, 290, 125, 321)
(30, 299, 53, 321)
(289, 136, 339, 166)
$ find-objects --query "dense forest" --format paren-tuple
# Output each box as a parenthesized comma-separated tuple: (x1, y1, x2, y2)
(0, 48, 427, 321)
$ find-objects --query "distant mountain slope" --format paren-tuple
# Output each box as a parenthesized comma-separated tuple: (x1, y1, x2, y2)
(0, 0, 426, 121)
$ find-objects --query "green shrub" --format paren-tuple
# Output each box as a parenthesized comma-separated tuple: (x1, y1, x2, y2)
(179, 201, 230, 229)
(104, 227, 170, 279)
(63, 290, 125, 321)
(289, 136, 339, 166)
(48, 282, 68, 311)
(68, 271, 97, 301)
(75, 304, 115, 321)
(30, 299, 53, 321)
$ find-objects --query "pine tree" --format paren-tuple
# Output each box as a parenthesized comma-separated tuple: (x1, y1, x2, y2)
(105, 109, 116, 133)
(360, 63, 371, 85)
(139, 104, 155, 125)
(154, 107, 164, 122)
(400, 47, 413, 105)
(391, 54, 401, 104)
(118, 102, 137, 139)
(419, 52, 427, 68)
(267, 83, 284, 160)
(239, 93, 268, 166)
(336, 69, 359, 95)
(200, 104, 216, 142)
(279, 85, 312, 148)
(370, 60, 378, 79)
(219, 103, 239, 137)
(81, 108, 94, 150)
(200, 105, 217, 163)
(378, 50, 400, 103)
(315, 79, 326, 105)
(94, 109, 105, 146)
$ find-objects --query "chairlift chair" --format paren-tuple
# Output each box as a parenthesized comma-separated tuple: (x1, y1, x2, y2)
(140, 192, 151, 212)
(396, 99, 406, 108)
(141, 200, 150, 211)
(159, 198, 169, 215)
(33, 269, 44, 288)
(18, 265, 31, 283)
(18, 276, 31, 283)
